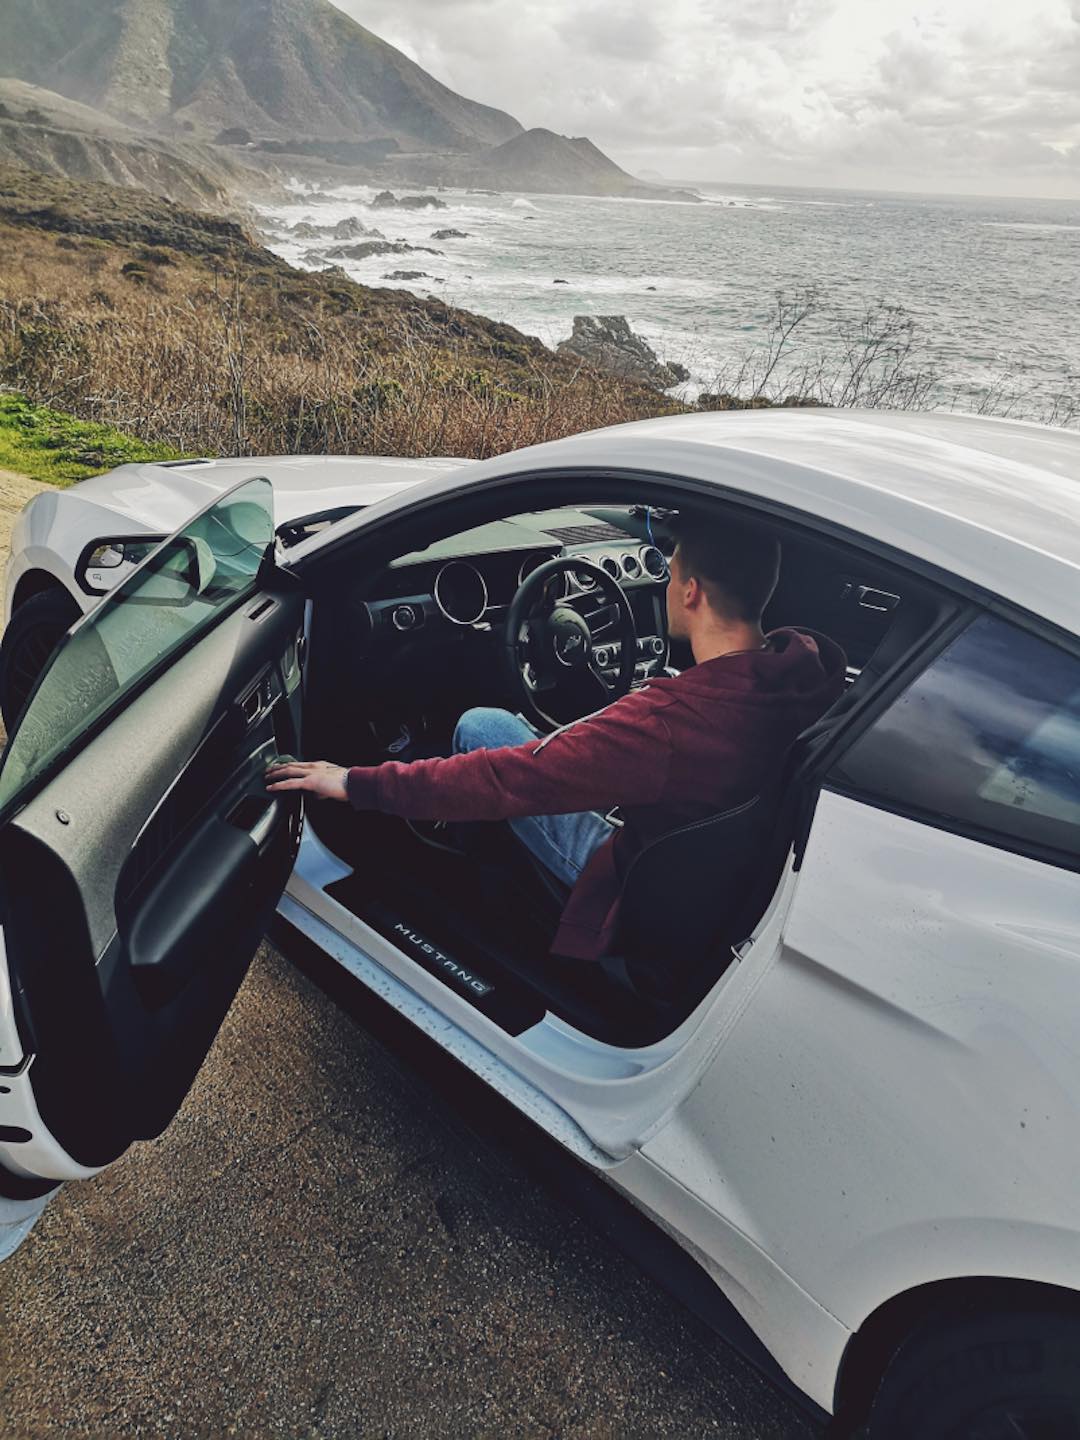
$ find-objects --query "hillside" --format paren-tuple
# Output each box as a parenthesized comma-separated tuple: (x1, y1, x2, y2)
(469, 130, 701, 201)
(0, 0, 524, 150)
(0, 167, 680, 464)
(387, 128, 701, 202)
(0, 80, 282, 209)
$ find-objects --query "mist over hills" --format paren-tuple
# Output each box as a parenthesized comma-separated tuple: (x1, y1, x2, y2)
(2, 0, 523, 151)
(0, 0, 697, 203)
(392, 128, 697, 201)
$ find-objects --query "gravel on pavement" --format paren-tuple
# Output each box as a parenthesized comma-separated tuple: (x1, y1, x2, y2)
(0, 942, 824, 1439)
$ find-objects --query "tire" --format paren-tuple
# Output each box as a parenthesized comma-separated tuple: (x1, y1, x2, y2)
(867, 1307, 1080, 1440)
(0, 586, 81, 731)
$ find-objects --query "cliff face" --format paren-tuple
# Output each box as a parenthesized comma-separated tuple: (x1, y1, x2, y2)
(1, 0, 524, 149)
(0, 80, 280, 209)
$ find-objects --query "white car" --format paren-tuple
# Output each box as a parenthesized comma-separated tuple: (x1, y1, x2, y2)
(1, 409, 1079, 1439)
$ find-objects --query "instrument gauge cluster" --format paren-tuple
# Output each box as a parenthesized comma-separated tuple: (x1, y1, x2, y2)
(560, 544, 668, 592)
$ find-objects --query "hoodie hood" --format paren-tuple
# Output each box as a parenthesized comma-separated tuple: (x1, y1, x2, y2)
(648, 626, 848, 703)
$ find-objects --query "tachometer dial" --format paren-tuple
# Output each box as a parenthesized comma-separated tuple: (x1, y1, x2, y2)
(434, 561, 488, 624)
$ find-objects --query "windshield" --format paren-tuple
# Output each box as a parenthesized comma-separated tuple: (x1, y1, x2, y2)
(0, 478, 274, 816)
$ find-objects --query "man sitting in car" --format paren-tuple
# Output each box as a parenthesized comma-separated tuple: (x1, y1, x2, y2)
(267, 513, 846, 961)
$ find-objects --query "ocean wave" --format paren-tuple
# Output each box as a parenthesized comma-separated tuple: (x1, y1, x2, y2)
(257, 186, 1080, 417)
(984, 221, 1080, 233)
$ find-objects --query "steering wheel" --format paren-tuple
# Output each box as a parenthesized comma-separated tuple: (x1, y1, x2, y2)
(503, 556, 638, 729)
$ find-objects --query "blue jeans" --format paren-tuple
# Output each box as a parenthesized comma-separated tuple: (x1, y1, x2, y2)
(452, 707, 613, 886)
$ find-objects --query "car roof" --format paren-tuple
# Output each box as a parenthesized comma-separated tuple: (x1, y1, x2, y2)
(291, 409, 1080, 637)
(533, 408, 1080, 638)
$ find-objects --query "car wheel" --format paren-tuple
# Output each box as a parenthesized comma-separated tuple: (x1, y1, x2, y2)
(866, 1307, 1080, 1439)
(0, 587, 81, 730)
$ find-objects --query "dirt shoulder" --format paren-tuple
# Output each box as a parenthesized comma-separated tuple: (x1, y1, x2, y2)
(0, 468, 53, 607)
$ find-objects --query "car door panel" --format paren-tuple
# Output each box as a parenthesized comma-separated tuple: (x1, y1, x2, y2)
(0, 578, 304, 1181)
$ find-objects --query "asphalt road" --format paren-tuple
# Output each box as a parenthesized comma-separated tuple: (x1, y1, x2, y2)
(0, 941, 823, 1439)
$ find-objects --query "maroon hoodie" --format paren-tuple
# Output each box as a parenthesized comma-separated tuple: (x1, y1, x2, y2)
(346, 627, 847, 960)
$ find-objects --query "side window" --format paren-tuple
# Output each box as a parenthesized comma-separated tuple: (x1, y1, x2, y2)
(0, 478, 274, 817)
(830, 614, 1080, 867)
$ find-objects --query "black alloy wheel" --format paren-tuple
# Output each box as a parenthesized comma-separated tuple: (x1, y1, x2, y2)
(0, 587, 81, 731)
(866, 1308, 1080, 1440)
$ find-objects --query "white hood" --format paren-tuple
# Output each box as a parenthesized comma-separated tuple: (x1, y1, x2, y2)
(69, 454, 468, 535)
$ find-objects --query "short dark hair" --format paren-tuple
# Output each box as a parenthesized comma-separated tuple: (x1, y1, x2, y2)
(666, 511, 781, 622)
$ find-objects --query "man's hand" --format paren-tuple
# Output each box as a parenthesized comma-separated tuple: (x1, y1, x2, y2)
(266, 759, 349, 802)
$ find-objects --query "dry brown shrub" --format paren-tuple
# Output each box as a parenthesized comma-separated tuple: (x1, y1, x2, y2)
(0, 225, 679, 461)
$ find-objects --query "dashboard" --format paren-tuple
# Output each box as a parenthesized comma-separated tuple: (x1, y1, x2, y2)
(357, 508, 672, 685)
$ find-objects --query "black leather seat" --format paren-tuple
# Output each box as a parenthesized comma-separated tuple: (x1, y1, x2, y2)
(594, 777, 787, 1009)
(586, 598, 945, 1012)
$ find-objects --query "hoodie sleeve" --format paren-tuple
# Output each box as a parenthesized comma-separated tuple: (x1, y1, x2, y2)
(346, 690, 674, 821)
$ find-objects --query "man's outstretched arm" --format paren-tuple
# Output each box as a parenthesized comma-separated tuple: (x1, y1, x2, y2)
(266, 691, 673, 820)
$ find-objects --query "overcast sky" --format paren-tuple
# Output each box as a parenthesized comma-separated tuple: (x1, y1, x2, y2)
(336, 0, 1080, 198)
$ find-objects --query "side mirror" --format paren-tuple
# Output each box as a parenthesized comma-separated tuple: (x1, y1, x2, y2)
(77, 535, 165, 595)
(115, 535, 218, 606)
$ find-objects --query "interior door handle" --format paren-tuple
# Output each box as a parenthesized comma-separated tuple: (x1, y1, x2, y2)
(248, 799, 279, 849)
(857, 586, 900, 613)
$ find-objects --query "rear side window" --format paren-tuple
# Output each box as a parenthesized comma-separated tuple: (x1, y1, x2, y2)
(830, 614, 1080, 867)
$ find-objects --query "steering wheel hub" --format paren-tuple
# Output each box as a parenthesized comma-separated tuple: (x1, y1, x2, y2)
(549, 607, 593, 668)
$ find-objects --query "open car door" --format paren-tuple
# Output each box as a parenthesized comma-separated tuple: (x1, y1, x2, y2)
(0, 477, 304, 1253)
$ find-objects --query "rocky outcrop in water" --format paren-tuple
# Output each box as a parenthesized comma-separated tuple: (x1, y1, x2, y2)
(371, 191, 448, 210)
(431, 228, 469, 239)
(557, 315, 686, 390)
(291, 215, 382, 241)
(383, 269, 444, 282)
(324, 240, 444, 260)
(332, 215, 379, 239)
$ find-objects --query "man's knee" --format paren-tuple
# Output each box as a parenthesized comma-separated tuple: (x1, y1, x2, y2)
(453, 706, 529, 754)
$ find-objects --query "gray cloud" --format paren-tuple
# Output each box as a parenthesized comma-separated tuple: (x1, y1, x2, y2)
(335, 0, 1080, 195)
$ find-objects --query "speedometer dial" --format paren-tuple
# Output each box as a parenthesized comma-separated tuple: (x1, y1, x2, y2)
(434, 561, 488, 624)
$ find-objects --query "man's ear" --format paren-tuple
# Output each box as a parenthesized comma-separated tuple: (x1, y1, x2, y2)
(684, 574, 704, 611)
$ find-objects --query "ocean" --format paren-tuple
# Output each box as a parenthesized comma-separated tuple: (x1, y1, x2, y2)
(258, 180, 1080, 422)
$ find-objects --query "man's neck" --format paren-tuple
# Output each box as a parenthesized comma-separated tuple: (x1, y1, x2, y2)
(690, 621, 767, 666)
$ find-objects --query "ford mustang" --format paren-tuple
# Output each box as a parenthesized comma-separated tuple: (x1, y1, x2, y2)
(1, 408, 1078, 1439)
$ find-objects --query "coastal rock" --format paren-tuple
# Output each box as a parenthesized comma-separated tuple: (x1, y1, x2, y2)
(431, 228, 469, 239)
(383, 269, 445, 282)
(292, 215, 383, 242)
(553, 278, 568, 284)
(332, 215, 379, 239)
(667, 361, 691, 383)
(324, 240, 445, 260)
(370, 190, 448, 210)
(557, 314, 682, 390)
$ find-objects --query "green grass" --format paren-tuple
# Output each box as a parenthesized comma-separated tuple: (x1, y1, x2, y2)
(0, 392, 185, 485)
